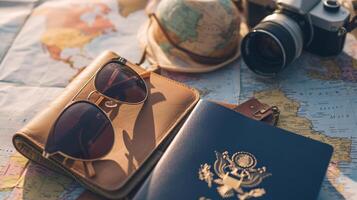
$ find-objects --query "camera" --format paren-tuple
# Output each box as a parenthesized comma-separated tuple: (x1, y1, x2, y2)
(241, 0, 351, 76)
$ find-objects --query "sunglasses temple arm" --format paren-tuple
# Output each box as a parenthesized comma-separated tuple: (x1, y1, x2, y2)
(84, 161, 96, 177)
(139, 70, 151, 79)
(42, 151, 50, 159)
(76, 123, 94, 177)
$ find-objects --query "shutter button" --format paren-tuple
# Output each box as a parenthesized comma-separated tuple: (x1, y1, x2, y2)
(323, 0, 340, 12)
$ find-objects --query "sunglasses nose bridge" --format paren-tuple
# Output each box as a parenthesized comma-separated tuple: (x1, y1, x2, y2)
(104, 100, 118, 108)
(87, 90, 101, 102)
(87, 90, 118, 113)
(42, 151, 51, 159)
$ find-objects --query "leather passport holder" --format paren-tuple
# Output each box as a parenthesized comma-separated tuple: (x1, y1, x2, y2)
(12, 51, 200, 199)
(133, 100, 333, 200)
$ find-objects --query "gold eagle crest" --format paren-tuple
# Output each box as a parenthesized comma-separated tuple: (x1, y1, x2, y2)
(198, 151, 271, 200)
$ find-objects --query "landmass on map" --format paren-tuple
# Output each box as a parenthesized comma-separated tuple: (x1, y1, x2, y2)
(254, 89, 352, 163)
(34, 2, 116, 68)
(306, 52, 357, 82)
(0, 0, 152, 199)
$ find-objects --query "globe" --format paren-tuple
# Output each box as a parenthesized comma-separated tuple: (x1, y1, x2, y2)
(154, 0, 241, 59)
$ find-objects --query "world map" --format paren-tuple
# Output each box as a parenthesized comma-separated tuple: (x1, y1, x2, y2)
(35, 2, 116, 69)
(0, 0, 357, 199)
(0, 0, 148, 199)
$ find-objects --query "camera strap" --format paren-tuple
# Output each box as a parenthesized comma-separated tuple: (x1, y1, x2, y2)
(346, 1, 357, 32)
(231, 0, 244, 12)
(347, 15, 357, 32)
(231, 0, 277, 13)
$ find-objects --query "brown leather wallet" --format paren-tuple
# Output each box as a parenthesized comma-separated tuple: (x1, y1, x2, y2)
(12, 51, 279, 199)
(13, 51, 200, 199)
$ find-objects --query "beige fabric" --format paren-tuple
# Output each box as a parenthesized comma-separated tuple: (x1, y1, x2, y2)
(138, 7, 249, 73)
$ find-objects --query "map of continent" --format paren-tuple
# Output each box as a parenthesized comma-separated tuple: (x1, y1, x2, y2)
(0, 0, 148, 199)
(34, 2, 116, 68)
(254, 89, 351, 163)
(306, 53, 357, 82)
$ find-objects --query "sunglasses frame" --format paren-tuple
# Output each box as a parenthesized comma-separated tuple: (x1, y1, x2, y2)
(90, 57, 149, 106)
(42, 57, 150, 164)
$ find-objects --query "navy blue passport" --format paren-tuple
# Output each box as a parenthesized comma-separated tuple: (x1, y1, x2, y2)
(133, 101, 333, 200)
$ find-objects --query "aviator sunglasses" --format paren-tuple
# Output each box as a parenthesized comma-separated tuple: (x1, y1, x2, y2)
(42, 57, 149, 162)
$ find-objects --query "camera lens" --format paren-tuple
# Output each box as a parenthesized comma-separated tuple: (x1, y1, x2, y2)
(256, 34, 282, 62)
(243, 31, 285, 75)
(241, 13, 303, 76)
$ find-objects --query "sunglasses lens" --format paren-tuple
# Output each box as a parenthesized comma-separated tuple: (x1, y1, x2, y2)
(95, 61, 147, 103)
(45, 102, 114, 160)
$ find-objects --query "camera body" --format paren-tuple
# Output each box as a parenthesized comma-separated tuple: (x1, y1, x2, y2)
(245, 0, 277, 28)
(241, 0, 351, 76)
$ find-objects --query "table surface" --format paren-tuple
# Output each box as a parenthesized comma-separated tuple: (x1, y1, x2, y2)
(0, 0, 356, 199)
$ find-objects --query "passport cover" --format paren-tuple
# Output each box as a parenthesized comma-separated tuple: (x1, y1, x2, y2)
(133, 100, 333, 200)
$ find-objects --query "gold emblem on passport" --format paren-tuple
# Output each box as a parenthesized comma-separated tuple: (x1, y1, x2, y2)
(198, 151, 271, 200)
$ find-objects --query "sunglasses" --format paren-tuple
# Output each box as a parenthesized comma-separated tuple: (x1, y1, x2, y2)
(42, 57, 150, 165)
